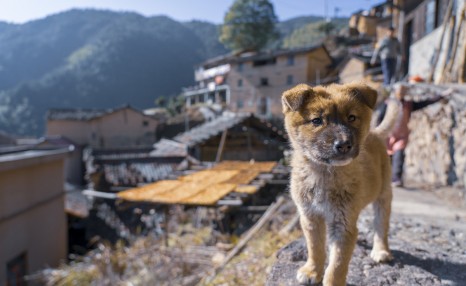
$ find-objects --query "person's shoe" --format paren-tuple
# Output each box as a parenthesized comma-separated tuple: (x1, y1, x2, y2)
(391, 179, 403, 188)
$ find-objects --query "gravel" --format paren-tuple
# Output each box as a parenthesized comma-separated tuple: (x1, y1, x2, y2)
(266, 208, 466, 286)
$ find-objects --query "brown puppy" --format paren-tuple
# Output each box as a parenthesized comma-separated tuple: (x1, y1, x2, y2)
(282, 83, 399, 286)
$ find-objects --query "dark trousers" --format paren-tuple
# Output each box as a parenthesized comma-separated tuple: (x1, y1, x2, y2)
(392, 149, 405, 182)
(381, 58, 397, 85)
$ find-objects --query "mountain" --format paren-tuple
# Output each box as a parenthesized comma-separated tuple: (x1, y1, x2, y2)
(183, 20, 229, 59)
(0, 10, 217, 135)
(0, 9, 347, 136)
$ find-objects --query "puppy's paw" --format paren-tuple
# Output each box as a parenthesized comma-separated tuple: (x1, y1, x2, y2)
(370, 249, 393, 263)
(296, 266, 323, 285)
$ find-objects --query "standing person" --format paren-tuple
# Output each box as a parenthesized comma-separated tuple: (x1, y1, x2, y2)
(371, 26, 401, 85)
(378, 81, 453, 187)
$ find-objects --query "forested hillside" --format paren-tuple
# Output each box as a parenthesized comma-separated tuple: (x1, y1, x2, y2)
(0, 9, 346, 135)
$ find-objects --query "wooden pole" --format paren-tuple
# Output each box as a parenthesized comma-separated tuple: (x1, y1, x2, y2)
(279, 213, 300, 236)
(428, 0, 454, 83)
(164, 206, 169, 247)
(444, 9, 465, 82)
(215, 129, 228, 163)
(203, 196, 286, 283)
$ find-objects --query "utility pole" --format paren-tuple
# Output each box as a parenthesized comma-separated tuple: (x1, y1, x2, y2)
(334, 7, 340, 19)
(324, 0, 330, 22)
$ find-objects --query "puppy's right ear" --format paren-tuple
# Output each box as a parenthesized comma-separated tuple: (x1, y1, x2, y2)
(282, 84, 313, 113)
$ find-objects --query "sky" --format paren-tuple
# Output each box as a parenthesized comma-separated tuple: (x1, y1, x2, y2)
(0, 0, 385, 24)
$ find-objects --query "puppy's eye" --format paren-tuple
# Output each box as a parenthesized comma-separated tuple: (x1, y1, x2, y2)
(348, 115, 356, 122)
(310, 118, 323, 125)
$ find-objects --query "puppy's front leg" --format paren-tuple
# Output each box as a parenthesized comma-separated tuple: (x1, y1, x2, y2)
(297, 214, 326, 285)
(371, 193, 393, 262)
(323, 218, 357, 286)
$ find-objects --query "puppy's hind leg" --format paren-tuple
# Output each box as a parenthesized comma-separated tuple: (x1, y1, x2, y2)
(371, 188, 393, 263)
(296, 215, 326, 285)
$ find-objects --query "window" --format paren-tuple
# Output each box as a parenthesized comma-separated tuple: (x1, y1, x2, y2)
(237, 63, 244, 72)
(237, 99, 244, 109)
(7, 252, 27, 286)
(287, 55, 295, 66)
(237, 79, 243, 87)
(142, 120, 149, 127)
(258, 97, 268, 115)
(253, 58, 276, 67)
(286, 75, 294, 85)
(260, 77, 269, 86)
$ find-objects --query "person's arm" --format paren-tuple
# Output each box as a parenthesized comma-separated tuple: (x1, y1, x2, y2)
(412, 88, 454, 111)
(412, 96, 442, 111)
(371, 40, 384, 65)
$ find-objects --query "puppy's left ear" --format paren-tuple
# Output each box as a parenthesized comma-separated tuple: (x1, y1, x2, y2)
(348, 84, 378, 109)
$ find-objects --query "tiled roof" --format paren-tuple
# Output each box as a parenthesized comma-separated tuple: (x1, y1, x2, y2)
(47, 105, 154, 121)
(201, 44, 329, 69)
(151, 139, 188, 157)
(168, 112, 287, 148)
(47, 108, 109, 120)
(85, 147, 186, 188)
(102, 162, 179, 187)
(172, 112, 250, 147)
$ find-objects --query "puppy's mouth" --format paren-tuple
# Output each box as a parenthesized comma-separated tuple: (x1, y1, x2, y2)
(327, 157, 354, 166)
(305, 148, 359, 167)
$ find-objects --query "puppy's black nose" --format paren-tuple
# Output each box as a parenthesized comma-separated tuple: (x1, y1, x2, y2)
(333, 140, 352, 154)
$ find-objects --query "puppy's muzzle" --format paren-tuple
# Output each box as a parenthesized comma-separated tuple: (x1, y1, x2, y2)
(333, 140, 352, 155)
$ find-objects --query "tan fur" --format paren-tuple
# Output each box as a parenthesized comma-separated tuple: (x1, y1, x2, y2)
(282, 83, 398, 286)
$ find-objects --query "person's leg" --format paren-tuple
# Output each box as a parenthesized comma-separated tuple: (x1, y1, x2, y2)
(392, 149, 405, 186)
(387, 58, 397, 84)
(381, 59, 390, 85)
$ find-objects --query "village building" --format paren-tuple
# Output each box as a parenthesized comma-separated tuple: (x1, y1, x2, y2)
(403, 0, 465, 83)
(183, 45, 333, 118)
(84, 147, 188, 191)
(338, 54, 380, 83)
(152, 112, 288, 162)
(0, 148, 70, 285)
(46, 105, 159, 148)
(0, 131, 16, 146)
(344, 0, 465, 84)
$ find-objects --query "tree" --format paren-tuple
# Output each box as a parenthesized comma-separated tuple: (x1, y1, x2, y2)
(220, 0, 279, 52)
(317, 21, 336, 36)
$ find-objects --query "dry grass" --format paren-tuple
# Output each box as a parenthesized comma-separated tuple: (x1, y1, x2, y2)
(36, 226, 216, 286)
(204, 229, 301, 286)
(37, 198, 299, 286)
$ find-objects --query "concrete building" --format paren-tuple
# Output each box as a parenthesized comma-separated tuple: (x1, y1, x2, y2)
(46, 105, 159, 148)
(183, 45, 333, 118)
(0, 148, 70, 285)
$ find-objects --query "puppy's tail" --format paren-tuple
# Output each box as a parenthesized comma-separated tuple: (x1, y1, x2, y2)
(372, 98, 402, 138)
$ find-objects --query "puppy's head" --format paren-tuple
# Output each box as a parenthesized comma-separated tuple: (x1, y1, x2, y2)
(282, 83, 377, 166)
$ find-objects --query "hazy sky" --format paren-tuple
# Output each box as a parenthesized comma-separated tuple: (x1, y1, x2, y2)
(0, 0, 384, 24)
